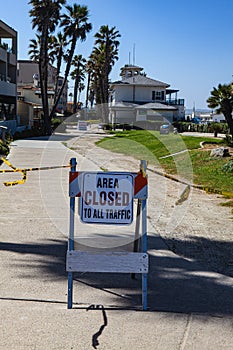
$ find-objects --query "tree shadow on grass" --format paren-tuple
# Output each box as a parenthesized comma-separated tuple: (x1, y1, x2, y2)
(0, 236, 233, 315)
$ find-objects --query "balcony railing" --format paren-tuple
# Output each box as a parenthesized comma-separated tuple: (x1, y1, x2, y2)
(0, 80, 17, 96)
(166, 99, 185, 106)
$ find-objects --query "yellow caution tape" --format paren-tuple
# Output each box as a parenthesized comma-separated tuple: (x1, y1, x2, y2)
(1, 157, 232, 198)
(0, 157, 70, 186)
(4, 170, 27, 187)
(201, 187, 233, 198)
(1, 158, 17, 170)
(147, 167, 233, 202)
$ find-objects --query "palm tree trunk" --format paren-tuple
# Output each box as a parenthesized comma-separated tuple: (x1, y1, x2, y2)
(85, 71, 90, 108)
(50, 37, 76, 119)
(53, 49, 63, 105)
(224, 113, 233, 137)
(222, 100, 233, 137)
(73, 75, 79, 114)
(39, 25, 51, 134)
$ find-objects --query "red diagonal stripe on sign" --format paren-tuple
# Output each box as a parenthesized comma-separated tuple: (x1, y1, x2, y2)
(69, 171, 81, 197)
(134, 172, 147, 195)
(69, 171, 79, 183)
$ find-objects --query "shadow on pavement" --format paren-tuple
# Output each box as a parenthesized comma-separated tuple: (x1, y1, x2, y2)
(0, 235, 233, 315)
(87, 304, 108, 349)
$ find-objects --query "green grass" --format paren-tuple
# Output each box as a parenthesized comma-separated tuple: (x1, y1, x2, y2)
(190, 150, 233, 192)
(96, 130, 232, 193)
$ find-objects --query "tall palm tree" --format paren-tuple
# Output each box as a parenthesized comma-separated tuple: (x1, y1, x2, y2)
(207, 83, 233, 137)
(86, 48, 105, 120)
(28, 34, 56, 64)
(29, 0, 65, 134)
(85, 56, 96, 109)
(93, 25, 121, 122)
(90, 47, 105, 104)
(78, 82, 85, 103)
(49, 4, 92, 118)
(49, 32, 69, 104)
(70, 54, 86, 113)
(28, 34, 41, 62)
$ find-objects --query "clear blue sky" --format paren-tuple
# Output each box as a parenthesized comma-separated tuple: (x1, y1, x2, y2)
(1, 0, 233, 109)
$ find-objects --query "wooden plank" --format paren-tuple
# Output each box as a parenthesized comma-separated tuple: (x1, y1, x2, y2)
(66, 251, 148, 273)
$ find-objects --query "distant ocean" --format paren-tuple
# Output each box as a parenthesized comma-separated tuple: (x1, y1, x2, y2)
(185, 108, 212, 115)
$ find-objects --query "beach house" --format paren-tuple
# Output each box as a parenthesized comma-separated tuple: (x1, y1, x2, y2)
(109, 64, 185, 126)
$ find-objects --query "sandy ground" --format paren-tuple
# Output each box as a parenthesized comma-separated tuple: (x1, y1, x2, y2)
(66, 128, 233, 278)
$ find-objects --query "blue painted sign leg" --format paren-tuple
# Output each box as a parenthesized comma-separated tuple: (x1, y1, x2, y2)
(141, 160, 148, 311)
(68, 158, 77, 309)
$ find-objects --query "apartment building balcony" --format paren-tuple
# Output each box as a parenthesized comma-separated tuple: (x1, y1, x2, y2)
(7, 51, 16, 65)
(0, 46, 7, 62)
(0, 80, 17, 96)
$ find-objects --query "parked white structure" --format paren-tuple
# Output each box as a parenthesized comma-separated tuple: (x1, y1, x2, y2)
(198, 112, 226, 124)
(109, 64, 185, 125)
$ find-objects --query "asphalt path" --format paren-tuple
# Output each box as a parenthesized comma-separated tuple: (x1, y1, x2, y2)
(0, 129, 233, 349)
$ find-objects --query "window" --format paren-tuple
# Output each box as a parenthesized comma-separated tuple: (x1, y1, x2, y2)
(152, 91, 164, 101)
(139, 109, 146, 115)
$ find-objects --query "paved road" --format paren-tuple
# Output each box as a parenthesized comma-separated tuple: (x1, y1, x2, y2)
(181, 131, 226, 138)
(0, 131, 233, 350)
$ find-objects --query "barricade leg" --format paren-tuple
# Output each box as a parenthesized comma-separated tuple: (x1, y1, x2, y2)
(141, 160, 148, 311)
(67, 158, 77, 309)
(141, 198, 148, 311)
(68, 271, 73, 309)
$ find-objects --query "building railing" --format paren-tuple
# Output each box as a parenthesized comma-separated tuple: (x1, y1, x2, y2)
(166, 99, 185, 106)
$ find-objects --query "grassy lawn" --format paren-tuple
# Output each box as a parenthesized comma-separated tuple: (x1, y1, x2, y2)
(96, 130, 233, 194)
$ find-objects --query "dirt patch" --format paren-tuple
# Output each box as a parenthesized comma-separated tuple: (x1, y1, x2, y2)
(201, 143, 233, 156)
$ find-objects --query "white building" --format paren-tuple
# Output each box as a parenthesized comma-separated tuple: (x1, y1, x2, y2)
(198, 112, 226, 124)
(109, 64, 185, 125)
(17, 60, 68, 126)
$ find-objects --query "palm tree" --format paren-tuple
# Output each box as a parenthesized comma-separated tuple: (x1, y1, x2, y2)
(85, 59, 93, 108)
(28, 34, 56, 64)
(86, 48, 105, 119)
(29, 0, 65, 134)
(207, 83, 233, 137)
(93, 25, 121, 122)
(85, 56, 102, 108)
(70, 54, 86, 113)
(49, 32, 69, 104)
(49, 4, 92, 118)
(28, 35, 41, 62)
(78, 82, 85, 103)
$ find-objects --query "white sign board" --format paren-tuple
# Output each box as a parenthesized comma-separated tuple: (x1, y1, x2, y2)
(77, 121, 87, 131)
(80, 172, 134, 224)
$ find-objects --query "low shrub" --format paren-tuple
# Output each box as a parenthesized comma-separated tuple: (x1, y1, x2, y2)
(225, 134, 233, 147)
(174, 121, 229, 134)
(0, 133, 12, 155)
(13, 128, 44, 140)
(222, 160, 233, 173)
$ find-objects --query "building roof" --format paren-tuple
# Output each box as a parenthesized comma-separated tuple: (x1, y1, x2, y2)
(109, 101, 139, 109)
(111, 74, 170, 88)
(120, 64, 144, 76)
(166, 88, 179, 94)
(135, 102, 177, 110)
(0, 19, 17, 36)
